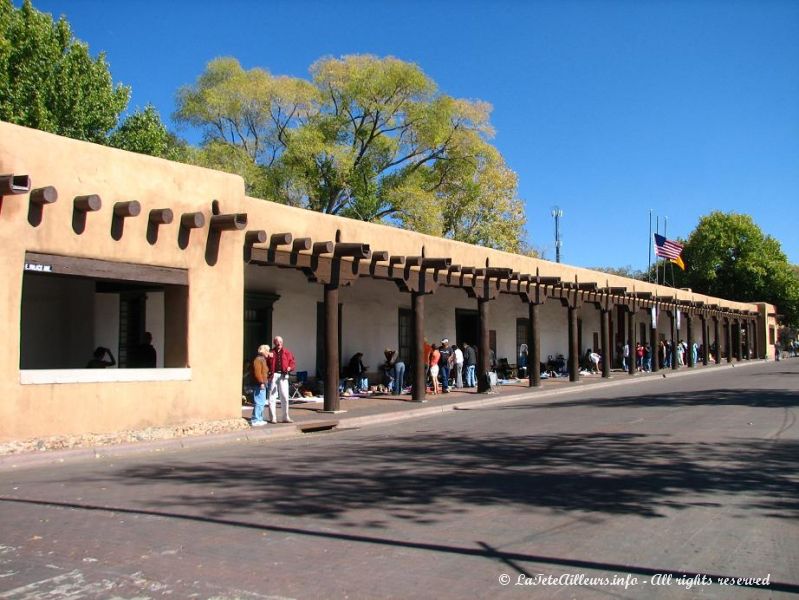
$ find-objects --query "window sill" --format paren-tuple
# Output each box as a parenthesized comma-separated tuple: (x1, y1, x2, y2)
(20, 368, 192, 385)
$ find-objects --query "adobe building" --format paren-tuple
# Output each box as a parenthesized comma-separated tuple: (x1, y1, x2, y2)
(0, 122, 779, 443)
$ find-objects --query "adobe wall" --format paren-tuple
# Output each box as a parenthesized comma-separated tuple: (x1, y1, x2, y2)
(0, 122, 246, 441)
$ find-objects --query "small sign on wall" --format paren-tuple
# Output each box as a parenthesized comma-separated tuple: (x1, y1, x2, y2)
(24, 263, 52, 273)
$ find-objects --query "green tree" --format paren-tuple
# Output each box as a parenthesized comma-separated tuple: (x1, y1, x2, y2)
(175, 55, 526, 251)
(0, 0, 129, 142)
(109, 105, 186, 160)
(590, 265, 646, 280)
(679, 212, 799, 327)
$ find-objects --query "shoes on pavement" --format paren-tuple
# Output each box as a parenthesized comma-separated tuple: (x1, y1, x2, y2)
(251, 420, 267, 427)
(281, 418, 294, 423)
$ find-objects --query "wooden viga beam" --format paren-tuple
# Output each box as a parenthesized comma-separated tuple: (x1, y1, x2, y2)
(113, 200, 141, 218)
(181, 212, 205, 229)
(30, 186, 57, 205)
(149, 208, 174, 225)
(0, 174, 31, 195)
(210, 213, 247, 231)
(270, 232, 293, 246)
(535, 276, 562, 286)
(420, 258, 451, 269)
(245, 230, 267, 245)
(474, 267, 514, 278)
(334, 243, 371, 259)
(292, 238, 312, 252)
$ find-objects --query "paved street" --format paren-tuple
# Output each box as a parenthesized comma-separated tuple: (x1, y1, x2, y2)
(0, 359, 797, 599)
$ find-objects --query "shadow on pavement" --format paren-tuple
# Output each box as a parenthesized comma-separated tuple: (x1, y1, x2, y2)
(508, 387, 799, 410)
(99, 424, 799, 524)
(0, 495, 794, 593)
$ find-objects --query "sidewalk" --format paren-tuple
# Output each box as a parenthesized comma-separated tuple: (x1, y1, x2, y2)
(0, 359, 770, 471)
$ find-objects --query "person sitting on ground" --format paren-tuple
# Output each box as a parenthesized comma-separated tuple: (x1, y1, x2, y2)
(383, 348, 397, 392)
(87, 346, 116, 368)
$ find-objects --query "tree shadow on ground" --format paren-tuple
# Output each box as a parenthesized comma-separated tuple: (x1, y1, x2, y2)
(104, 427, 798, 527)
(512, 387, 799, 410)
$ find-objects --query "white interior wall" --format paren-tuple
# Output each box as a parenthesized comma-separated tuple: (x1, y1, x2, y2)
(245, 265, 631, 375)
(94, 293, 119, 365)
(145, 291, 165, 368)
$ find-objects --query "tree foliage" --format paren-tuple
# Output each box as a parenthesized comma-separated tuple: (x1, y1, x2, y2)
(675, 212, 799, 327)
(0, 0, 129, 142)
(108, 105, 185, 160)
(175, 55, 526, 251)
(590, 265, 646, 280)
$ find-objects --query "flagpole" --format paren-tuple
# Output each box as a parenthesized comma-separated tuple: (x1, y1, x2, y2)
(663, 217, 669, 287)
(655, 215, 660, 285)
(648, 209, 653, 283)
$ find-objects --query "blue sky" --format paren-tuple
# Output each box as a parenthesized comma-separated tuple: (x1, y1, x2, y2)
(25, 0, 799, 269)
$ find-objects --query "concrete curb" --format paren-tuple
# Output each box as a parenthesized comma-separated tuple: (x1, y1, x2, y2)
(0, 359, 769, 471)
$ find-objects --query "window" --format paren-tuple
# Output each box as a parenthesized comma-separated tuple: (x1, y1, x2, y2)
(19, 252, 188, 382)
(398, 308, 412, 364)
(516, 318, 529, 359)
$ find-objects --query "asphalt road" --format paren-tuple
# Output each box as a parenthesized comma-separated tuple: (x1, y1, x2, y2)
(0, 359, 797, 599)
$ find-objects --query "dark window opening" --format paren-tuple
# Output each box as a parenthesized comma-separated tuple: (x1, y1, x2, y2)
(398, 308, 412, 365)
(20, 254, 188, 370)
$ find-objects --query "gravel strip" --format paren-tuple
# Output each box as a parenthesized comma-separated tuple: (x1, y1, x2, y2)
(0, 418, 251, 456)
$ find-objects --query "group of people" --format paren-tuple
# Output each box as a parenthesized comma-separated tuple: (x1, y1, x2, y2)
(426, 339, 483, 394)
(345, 349, 406, 395)
(249, 335, 297, 427)
(621, 339, 701, 372)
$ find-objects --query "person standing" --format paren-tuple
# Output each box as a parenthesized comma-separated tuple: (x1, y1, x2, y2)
(267, 336, 296, 423)
(385, 349, 405, 395)
(133, 332, 157, 368)
(250, 344, 271, 427)
(428, 345, 441, 395)
(463, 342, 477, 388)
(453, 343, 464, 388)
(438, 339, 452, 393)
(622, 341, 630, 372)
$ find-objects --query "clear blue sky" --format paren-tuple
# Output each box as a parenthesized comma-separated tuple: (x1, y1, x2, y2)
(25, 0, 799, 270)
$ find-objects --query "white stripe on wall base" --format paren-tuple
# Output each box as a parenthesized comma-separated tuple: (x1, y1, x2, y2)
(20, 368, 192, 385)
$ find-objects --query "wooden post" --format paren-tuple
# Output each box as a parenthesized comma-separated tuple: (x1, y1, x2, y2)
(687, 313, 695, 368)
(753, 318, 760, 359)
(411, 291, 426, 402)
(671, 311, 678, 370)
(628, 308, 636, 375)
(569, 304, 580, 381)
(650, 307, 659, 373)
(726, 319, 733, 363)
(323, 283, 340, 412)
(601, 308, 612, 378)
(714, 316, 721, 364)
(529, 302, 541, 387)
(478, 298, 492, 392)
(701, 315, 709, 366)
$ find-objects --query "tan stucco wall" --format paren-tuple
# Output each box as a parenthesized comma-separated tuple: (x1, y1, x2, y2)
(0, 122, 246, 441)
(241, 195, 758, 313)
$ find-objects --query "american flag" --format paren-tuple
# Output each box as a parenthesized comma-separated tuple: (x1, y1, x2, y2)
(653, 233, 683, 260)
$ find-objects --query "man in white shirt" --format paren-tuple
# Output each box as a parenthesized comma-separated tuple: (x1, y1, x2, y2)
(453, 344, 465, 388)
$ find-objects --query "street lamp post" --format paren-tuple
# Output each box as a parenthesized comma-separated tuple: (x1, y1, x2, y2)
(551, 207, 563, 263)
